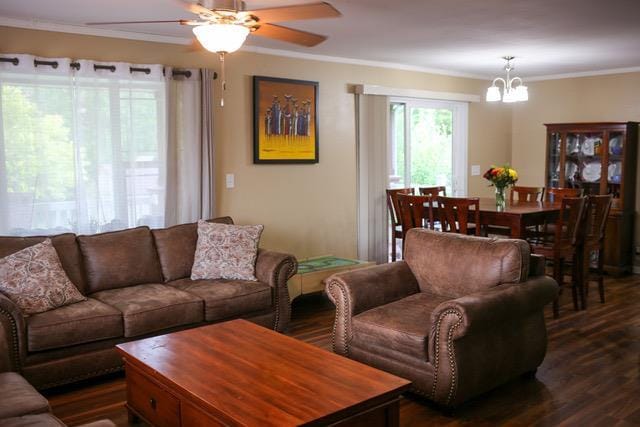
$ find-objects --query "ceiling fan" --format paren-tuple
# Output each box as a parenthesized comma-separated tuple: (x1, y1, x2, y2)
(87, 0, 341, 105)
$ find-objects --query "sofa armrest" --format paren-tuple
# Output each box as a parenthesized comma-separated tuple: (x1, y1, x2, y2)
(529, 254, 546, 277)
(255, 249, 297, 332)
(426, 276, 558, 406)
(325, 261, 420, 355)
(0, 293, 26, 372)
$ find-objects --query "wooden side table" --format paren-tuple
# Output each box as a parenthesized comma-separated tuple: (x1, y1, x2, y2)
(288, 256, 375, 301)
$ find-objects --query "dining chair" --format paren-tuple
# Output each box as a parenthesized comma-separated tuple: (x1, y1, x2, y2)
(544, 187, 583, 202)
(436, 196, 481, 236)
(530, 196, 587, 318)
(418, 186, 447, 197)
(581, 194, 613, 308)
(386, 188, 415, 261)
(510, 186, 544, 202)
(397, 194, 435, 242)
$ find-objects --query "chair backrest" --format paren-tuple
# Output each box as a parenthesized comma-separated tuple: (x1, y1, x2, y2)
(418, 186, 447, 198)
(386, 188, 415, 227)
(510, 186, 544, 202)
(554, 196, 587, 247)
(545, 187, 583, 203)
(584, 194, 613, 246)
(397, 194, 434, 238)
(436, 196, 481, 236)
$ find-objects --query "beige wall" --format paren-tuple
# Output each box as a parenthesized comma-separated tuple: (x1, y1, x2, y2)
(0, 26, 512, 259)
(511, 72, 640, 263)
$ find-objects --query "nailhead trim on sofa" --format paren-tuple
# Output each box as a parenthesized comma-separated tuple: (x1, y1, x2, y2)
(0, 306, 21, 372)
(431, 308, 463, 405)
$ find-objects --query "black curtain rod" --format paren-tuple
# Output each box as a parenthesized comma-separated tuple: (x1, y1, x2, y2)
(0, 56, 216, 79)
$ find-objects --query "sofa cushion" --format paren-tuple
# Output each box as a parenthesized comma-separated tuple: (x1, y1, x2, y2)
(27, 298, 123, 352)
(168, 278, 272, 322)
(0, 239, 86, 315)
(191, 221, 263, 281)
(78, 227, 163, 293)
(91, 284, 203, 337)
(0, 372, 50, 418)
(152, 217, 234, 282)
(0, 233, 87, 294)
(0, 414, 66, 427)
(404, 228, 530, 298)
(352, 292, 448, 362)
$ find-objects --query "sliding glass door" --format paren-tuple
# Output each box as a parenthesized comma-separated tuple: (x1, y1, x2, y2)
(389, 98, 467, 195)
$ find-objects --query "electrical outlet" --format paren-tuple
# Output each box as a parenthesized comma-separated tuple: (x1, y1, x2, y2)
(225, 174, 235, 189)
(471, 165, 481, 176)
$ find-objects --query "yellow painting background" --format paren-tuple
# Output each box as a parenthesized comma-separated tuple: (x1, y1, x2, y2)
(257, 80, 316, 161)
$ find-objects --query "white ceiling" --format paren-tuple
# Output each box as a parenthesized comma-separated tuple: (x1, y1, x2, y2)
(2, 0, 640, 79)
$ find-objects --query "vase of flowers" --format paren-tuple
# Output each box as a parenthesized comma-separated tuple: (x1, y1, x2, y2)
(483, 165, 518, 210)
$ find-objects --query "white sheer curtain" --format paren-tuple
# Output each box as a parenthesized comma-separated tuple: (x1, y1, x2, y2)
(0, 54, 167, 235)
(356, 94, 390, 264)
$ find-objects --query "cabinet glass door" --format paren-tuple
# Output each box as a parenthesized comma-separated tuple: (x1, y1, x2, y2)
(547, 132, 561, 187)
(565, 131, 604, 195)
(607, 131, 624, 200)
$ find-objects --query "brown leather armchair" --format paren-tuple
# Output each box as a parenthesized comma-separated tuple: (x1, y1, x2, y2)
(326, 229, 558, 407)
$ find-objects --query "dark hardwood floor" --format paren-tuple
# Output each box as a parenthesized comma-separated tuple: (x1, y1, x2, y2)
(44, 275, 640, 426)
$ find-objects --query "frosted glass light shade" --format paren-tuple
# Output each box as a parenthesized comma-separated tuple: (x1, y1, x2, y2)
(486, 86, 501, 102)
(502, 89, 517, 103)
(514, 85, 529, 101)
(193, 24, 250, 53)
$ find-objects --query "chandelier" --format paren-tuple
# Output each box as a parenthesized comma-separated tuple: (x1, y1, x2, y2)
(486, 56, 528, 103)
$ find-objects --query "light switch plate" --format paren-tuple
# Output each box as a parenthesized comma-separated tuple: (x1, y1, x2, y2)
(471, 165, 481, 176)
(225, 173, 235, 189)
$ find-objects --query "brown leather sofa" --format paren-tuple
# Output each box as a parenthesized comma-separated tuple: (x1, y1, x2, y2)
(326, 229, 558, 407)
(0, 217, 297, 389)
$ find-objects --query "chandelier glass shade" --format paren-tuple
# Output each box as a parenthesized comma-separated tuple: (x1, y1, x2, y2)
(486, 57, 528, 103)
(192, 24, 250, 53)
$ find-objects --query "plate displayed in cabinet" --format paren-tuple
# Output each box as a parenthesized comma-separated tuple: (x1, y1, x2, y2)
(608, 161, 622, 183)
(609, 136, 623, 155)
(581, 161, 601, 182)
(565, 161, 578, 182)
(582, 137, 601, 156)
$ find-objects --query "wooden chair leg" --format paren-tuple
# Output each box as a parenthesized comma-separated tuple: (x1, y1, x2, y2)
(553, 257, 564, 318)
(597, 249, 605, 304)
(391, 228, 397, 262)
(580, 249, 588, 310)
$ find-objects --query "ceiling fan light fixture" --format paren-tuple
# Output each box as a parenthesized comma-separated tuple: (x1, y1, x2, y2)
(192, 23, 250, 53)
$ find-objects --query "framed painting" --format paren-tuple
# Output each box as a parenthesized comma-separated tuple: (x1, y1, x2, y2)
(253, 76, 319, 164)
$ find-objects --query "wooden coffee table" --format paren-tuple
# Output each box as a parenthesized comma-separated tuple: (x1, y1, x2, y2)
(116, 319, 410, 426)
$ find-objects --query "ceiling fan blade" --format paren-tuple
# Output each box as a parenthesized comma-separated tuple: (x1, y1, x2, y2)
(86, 20, 192, 25)
(249, 2, 340, 24)
(253, 23, 327, 47)
(184, 2, 216, 16)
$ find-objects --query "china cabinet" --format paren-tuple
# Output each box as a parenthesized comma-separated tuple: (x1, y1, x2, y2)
(545, 122, 638, 274)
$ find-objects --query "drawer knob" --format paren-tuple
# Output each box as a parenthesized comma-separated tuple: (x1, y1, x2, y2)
(149, 397, 157, 410)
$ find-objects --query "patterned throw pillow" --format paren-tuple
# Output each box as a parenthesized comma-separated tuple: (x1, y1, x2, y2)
(191, 221, 264, 281)
(0, 239, 86, 315)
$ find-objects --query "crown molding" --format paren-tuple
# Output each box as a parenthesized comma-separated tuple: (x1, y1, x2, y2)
(525, 66, 640, 82)
(0, 16, 192, 45)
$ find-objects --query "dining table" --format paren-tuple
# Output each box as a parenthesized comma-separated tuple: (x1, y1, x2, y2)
(470, 197, 561, 239)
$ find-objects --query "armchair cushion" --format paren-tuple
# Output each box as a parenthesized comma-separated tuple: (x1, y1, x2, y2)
(168, 278, 272, 322)
(352, 292, 449, 362)
(404, 229, 530, 298)
(0, 414, 65, 427)
(27, 298, 123, 352)
(0, 372, 49, 418)
(91, 284, 203, 337)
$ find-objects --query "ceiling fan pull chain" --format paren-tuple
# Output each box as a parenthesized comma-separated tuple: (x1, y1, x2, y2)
(219, 52, 226, 107)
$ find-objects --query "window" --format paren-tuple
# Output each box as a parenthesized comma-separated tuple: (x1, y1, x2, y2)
(388, 98, 468, 195)
(0, 67, 166, 235)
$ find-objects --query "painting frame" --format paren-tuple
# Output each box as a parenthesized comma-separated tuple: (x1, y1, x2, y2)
(253, 76, 319, 164)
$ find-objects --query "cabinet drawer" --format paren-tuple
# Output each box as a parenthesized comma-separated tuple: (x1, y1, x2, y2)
(126, 365, 180, 427)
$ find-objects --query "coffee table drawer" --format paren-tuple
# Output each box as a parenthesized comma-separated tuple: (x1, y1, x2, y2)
(127, 365, 180, 427)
